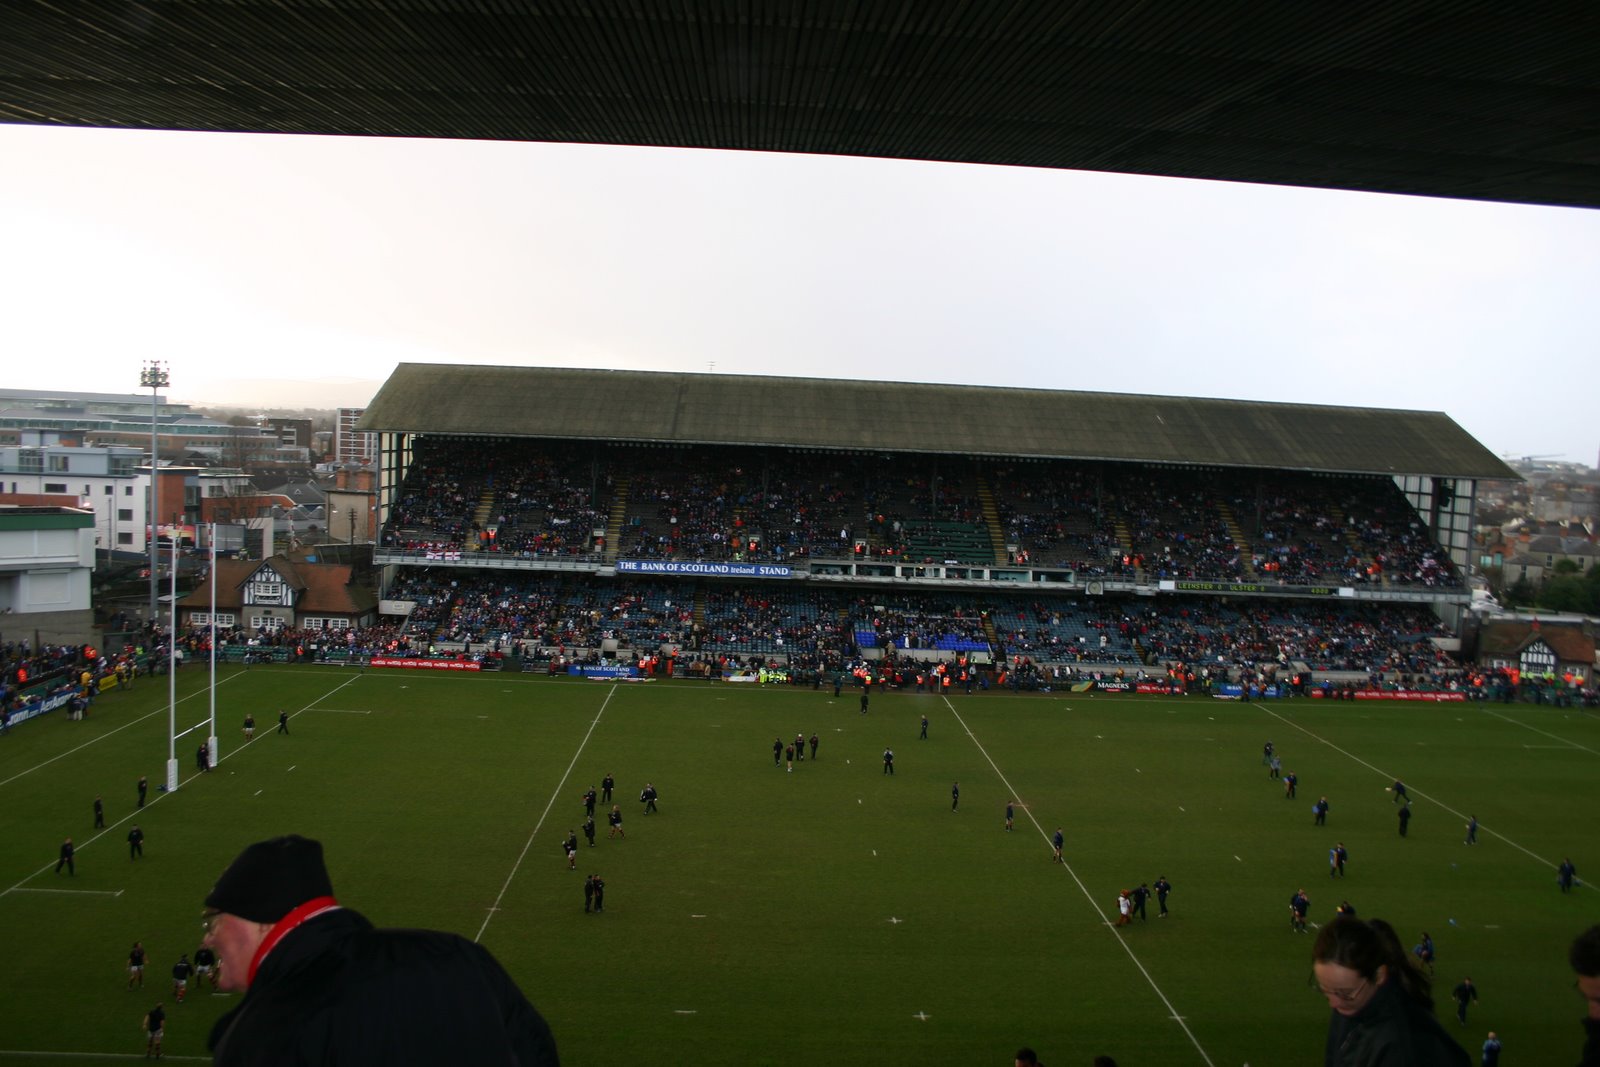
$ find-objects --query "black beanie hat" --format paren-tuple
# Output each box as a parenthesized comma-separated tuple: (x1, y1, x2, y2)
(205, 835, 334, 923)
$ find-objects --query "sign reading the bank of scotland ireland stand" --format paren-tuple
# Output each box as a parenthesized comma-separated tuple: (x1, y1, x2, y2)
(616, 560, 792, 578)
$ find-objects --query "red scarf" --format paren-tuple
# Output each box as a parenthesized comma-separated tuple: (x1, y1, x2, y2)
(247, 896, 340, 987)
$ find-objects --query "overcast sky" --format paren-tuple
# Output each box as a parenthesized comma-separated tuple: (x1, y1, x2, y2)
(4, 123, 1596, 465)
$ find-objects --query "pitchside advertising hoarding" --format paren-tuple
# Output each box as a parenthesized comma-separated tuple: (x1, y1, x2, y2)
(369, 657, 481, 671)
(616, 560, 792, 578)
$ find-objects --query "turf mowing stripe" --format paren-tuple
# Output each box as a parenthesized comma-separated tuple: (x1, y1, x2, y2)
(474, 683, 619, 944)
(941, 696, 1218, 1067)
(1, 673, 363, 901)
(1477, 707, 1600, 757)
(1252, 701, 1588, 888)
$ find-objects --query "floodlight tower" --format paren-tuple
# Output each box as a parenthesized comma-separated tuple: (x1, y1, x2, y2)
(140, 360, 170, 625)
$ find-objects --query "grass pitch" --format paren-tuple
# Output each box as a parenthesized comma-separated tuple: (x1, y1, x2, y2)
(1, 666, 1595, 1066)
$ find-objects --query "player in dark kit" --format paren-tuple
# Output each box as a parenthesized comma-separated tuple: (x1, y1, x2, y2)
(583, 875, 596, 913)
(582, 788, 597, 818)
(582, 815, 596, 847)
(1130, 883, 1151, 921)
(641, 783, 658, 813)
(951, 782, 960, 811)
(608, 805, 624, 839)
(1283, 772, 1297, 800)
(128, 825, 144, 859)
(55, 837, 74, 876)
(1290, 889, 1310, 932)
(563, 831, 578, 870)
(773, 738, 783, 766)
(1314, 797, 1330, 826)
(277, 710, 289, 734)
(601, 774, 614, 803)
(920, 714, 929, 739)
(137, 775, 148, 808)
(809, 733, 818, 760)
(193, 945, 218, 989)
(129, 942, 146, 987)
(1559, 858, 1578, 892)
(94, 795, 105, 828)
(1154, 876, 1172, 917)
(591, 875, 605, 912)
(1052, 828, 1064, 863)
(143, 1003, 165, 1059)
(1005, 802, 1014, 832)
(795, 733, 806, 762)
(882, 748, 894, 775)
(1452, 977, 1478, 1025)
(172, 954, 193, 1002)
(1391, 779, 1409, 803)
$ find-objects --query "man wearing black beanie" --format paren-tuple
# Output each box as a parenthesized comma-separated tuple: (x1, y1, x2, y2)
(201, 835, 559, 1065)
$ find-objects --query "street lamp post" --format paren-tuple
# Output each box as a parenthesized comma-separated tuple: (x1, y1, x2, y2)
(140, 360, 169, 626)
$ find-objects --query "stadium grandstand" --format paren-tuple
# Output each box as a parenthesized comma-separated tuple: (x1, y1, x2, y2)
(354, 364, 1512, 691)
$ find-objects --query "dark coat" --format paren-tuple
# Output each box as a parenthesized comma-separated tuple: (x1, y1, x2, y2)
(1323, 977, 1468, 1067)
(209, 907, 558, 1066)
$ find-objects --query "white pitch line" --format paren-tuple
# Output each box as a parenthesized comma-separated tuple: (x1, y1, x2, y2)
(1253, 701, 1586, 887)
(0, 671, 248, 790)
(2, 673, 363, 903)
(1481, 707, 1600, 756)
(7, 887, 123, 897)
(475, 684, 619, 944)
(315, 708, 371, 715)
(1472, 710, 1600, 758)
(941, 697, 1215, 1066)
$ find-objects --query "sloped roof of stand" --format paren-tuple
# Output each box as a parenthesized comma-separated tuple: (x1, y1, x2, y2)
(361, 364, 1515, 479)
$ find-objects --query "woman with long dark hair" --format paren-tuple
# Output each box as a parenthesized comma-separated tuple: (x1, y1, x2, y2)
(1312, 915, 1469, 1066)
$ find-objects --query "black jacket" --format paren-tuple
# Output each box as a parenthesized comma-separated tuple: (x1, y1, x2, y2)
(209, 907, 558, 1066)
(1323, 977, 1468, 1067)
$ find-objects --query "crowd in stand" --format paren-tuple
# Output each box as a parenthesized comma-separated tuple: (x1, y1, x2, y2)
(372, 441, 1467, 593)
(1137, 601, 1455, 674)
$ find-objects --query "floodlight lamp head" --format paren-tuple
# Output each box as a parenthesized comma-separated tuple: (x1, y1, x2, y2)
(140, 362, 171, 390)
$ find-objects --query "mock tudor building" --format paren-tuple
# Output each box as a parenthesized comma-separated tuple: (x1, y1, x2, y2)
(179, 555, 378, 632)
(1476, 619, 1597, 680)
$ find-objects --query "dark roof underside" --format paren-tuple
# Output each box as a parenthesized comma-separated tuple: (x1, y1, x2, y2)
(360, 364, 1516, 479)
(4, 3, 1598, 210)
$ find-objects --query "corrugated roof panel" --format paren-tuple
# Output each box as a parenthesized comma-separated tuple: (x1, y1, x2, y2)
(359, 364, 1517, 479)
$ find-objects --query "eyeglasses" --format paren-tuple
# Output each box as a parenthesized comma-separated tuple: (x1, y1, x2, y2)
(1315, 976, 1370, 1003)
(200, 909, 222, 936)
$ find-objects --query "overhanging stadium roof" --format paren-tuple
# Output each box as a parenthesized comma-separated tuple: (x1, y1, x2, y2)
(361, 364, 1517, 480)
(4, 3, 1598, 210)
